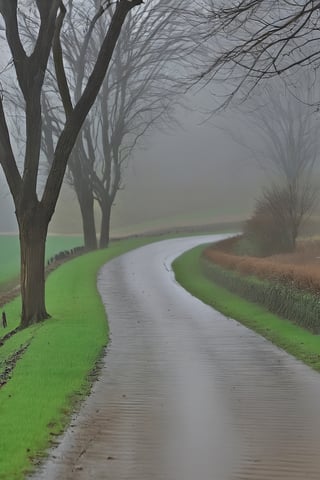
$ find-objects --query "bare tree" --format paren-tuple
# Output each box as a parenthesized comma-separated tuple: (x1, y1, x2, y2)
(41, 0, 187, 249)
(190, 1, 320, 250)
(88, 5, 184, 248)
(42, 101, 99, 250)
(0, 0, 143, 328)
(236, 81, 320, 253)
(194, 0, 320, 108)
(233, 81, 320, 179)
(245, 182, 317, 254)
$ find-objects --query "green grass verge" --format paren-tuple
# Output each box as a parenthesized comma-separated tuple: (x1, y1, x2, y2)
(0, 236, 158, 480)
(173, 245, 320, 372)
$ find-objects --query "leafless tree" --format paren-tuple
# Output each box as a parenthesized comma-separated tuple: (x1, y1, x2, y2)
(190, 1, 320, 249)
(232, 80, 320, 179)
(238, 81, 320, 252)
(194, 0, 320, 108)
(245, 181, 317, 254)
(0, 0, 143, 328)
(42, 1, 187, 250)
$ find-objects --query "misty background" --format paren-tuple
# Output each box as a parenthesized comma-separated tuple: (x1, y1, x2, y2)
(1, 2, 319, 241)
(0, 91, 263, 236)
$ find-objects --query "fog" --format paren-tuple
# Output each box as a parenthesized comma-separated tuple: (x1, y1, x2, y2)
(51, 95, 264, 236)
(0, 95, 266, 237)
(108, 106, 262, 236)
(1, 4, 318, 241)
(2, 81, 319, 238)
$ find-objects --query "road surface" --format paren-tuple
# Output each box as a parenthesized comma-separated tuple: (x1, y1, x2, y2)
(33, 235, 320, 479)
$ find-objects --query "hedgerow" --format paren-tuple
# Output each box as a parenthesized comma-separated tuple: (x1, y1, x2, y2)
(202, 258, 320, 334)
(204, 241, 320, 295)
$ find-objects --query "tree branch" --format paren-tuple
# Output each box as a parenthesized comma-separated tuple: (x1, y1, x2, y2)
(53, 1, 74, 119)
(41, 0, 142, 216)
(0, 98, 22, 201)
(0, 1, 27, 95)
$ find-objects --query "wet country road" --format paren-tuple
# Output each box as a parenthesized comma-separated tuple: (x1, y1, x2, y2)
(33, 235, 320, 480)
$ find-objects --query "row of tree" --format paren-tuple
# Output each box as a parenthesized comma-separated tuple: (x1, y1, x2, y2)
(0, 0, 190, 327)
(1, 0, 320, 327)
(41, 1, 187, 250)
(6, 1, 187, 251)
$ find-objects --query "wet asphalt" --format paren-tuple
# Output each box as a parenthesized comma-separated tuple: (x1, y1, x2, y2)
(32, 235, 320, 479)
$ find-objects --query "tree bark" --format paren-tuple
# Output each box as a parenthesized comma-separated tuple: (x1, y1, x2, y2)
(77, 187, 97, 251)
(99, 202, 112, 249)
(17, 205, 50, 328)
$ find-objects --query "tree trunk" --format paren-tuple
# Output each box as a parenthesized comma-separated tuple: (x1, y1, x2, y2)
(18, 208, 50, 328)
(77, 187, 97, 251)
(99, 203, 112, 249)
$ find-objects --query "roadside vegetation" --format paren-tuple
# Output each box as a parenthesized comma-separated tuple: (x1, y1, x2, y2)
(205, 236, 320, 291)
(203, 236, 320, 333)
(173, 244, 320, 372)
(0, 236, 158, 480)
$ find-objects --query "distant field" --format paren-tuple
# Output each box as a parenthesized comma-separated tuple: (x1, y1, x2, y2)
(0, 234, 83, 287)
(112, 214, 243, 238)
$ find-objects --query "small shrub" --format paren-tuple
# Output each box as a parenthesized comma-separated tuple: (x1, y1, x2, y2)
(242, 183, 317, 256)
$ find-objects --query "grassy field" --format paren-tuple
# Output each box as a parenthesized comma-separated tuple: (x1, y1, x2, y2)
(0, 236, 159, 480)
(173, 245, 320, 371)
(0, 234, 83, 288)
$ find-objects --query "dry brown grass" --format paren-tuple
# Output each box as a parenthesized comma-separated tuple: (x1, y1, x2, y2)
(204, 237, 320, 294)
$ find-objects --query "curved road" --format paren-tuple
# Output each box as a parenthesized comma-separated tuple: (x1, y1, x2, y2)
(34, 236, 320, 480)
